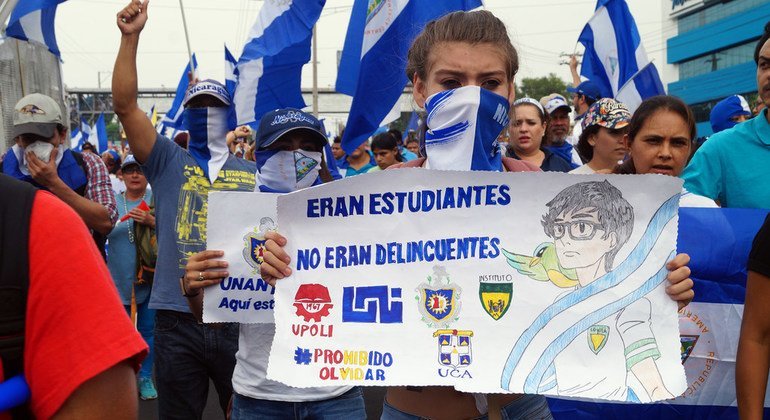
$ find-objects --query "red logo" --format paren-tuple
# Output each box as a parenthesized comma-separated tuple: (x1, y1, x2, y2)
(294, 283, 333, 322)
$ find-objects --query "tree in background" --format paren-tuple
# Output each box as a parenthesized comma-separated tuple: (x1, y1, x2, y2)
(515, 73, 569, 101)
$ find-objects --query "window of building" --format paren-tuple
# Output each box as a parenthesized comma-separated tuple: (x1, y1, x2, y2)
(678, 0, 764, 33)
(678, 41, 757, 79)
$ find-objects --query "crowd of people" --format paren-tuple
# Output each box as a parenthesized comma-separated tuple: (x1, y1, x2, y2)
(0, 0, 769, 418)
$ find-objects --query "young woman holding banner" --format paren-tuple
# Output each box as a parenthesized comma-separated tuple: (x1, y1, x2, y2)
(260, 10, 695, 420)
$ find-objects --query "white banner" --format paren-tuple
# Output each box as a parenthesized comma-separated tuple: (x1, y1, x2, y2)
(265, 170, 687, 402)
(203, 191, 278, 323)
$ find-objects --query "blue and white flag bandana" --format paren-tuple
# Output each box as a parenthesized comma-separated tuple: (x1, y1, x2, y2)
(2, 143, 87, 191)
(186, 107, 230, 184)
(423, 86, 509, 172)
(255, 149, 322, 193)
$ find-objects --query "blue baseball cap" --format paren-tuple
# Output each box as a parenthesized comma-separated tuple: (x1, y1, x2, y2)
(709, 95, 752, 133)
(567, 80, 602, 101)
(256, 108, 328, 150)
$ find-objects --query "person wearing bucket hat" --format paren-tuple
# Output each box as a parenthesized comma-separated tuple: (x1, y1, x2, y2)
(114, 2, 256, 417)
(571, 98, 631, 174)
(1, 93, 118, 249)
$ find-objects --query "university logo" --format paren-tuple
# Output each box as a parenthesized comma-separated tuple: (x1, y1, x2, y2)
(479, 282, 512, 321)
(342, 286, 403, 323)
(680, 335, 699, 363)
(587, 325, 609, 354)
(293, 283, 333, 322)
(435, 329, 473, 368)
(416, 265, 462, 328)
(241, 218, 276, 273)
(294, 151, 319, 182)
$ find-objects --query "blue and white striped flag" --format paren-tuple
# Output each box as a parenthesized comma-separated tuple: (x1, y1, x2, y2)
(336, 0, 481, 154)
(577, 0, 664, 111)
(548, 207, 770, 419)
(90, 113, 108, 153)
(233, 0, 325, 128)
(161, 54, 198, 131)
(5, 0, 66, 57)
(70, 118, 90, 151)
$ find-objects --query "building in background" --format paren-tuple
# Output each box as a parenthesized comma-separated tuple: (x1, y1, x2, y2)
(663, 0, 770, 137)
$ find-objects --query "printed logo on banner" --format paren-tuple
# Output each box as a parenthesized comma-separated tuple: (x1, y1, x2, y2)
(416, 266, 462, 328)
(242, 217, 276, 273)
(478, 279, 513, 321)
(342, 286, 403, 323)
(678, 306, 718, 399)
(434, 329, 473, 379)
(680, 335, 699, 363)
(587, 325, 610, 354)
(294, 283, 333, 322)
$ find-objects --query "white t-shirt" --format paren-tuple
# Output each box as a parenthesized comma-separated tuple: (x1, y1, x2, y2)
(569, 164, 595, 174)
(231, 324, 352, 402)
(110, 173, 126, 195)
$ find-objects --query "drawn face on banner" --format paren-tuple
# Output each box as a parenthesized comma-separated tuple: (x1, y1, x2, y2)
(413, 42, 515, 108)
(551, 207, 617, 275)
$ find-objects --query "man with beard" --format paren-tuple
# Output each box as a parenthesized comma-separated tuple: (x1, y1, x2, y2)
(682, 22, 770, 209)
(540, 93, 582, 168)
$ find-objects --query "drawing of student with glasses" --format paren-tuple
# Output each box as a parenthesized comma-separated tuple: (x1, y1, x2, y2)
(505, 180, 674, 401)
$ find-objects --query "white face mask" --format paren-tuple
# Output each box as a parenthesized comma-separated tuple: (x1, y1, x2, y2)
(14, 142, 65, 175)
(255, 149, 323, 193)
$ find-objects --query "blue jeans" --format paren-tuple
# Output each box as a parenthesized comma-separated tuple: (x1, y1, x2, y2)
(381, 394, 552, 420)
(154, 310, 239, 420)
(125, 301, 156, 379)
(231, 387, 367, 420)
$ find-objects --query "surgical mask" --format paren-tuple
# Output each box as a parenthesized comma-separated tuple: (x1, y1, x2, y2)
(186, 107, 230, 183)
(255, 149, 322, 193)
(423, 85, 510, 171)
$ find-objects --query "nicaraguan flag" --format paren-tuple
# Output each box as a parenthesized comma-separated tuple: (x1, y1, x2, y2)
(336, 0, 482, 154)
(70, 118, 91, 151)
(233, 0, 325, 127)
(90, 114, 108, 153)
(577, 0, 664, 110)
(225, 45, 238, 98)
(161, 54, 198, 131)
(547, 207, 770, 418)
(5, 0, 66, 57)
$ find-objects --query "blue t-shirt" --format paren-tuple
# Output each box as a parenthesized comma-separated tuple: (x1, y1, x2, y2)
(142, 134, 256, 312)
(682, 109, 770, 209)
(107, 190, 153, 306)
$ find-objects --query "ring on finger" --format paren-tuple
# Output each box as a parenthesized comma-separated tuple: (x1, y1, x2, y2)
(198, 271, 205, 282)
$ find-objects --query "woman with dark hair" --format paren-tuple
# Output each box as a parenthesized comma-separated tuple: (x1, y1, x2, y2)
(613, 95, 715, 207)
(507, 98, 572, 172)
(571, 98, 630, 174)
(369, 132, 404, 171)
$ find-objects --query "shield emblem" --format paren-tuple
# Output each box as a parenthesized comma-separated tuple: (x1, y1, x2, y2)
(680, 335, 699, 364)
(422, 288, 456, 321)
(587, 325, 609, 354)
(250, 237, 266, 265)
(242, 230, 267, 271)
(479, 283, 512, 320)
(435, 329, 473, 367)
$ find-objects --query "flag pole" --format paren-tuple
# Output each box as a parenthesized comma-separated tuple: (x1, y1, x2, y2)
(312, 25, 319, 117)
(178, 0, 195, 76)
(0, 0, 20, 33)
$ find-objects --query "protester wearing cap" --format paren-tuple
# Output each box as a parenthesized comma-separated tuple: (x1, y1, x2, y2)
(114, 3, 256, 416)
(507, 98, 572, 172)
(102, 149, 126, 195)
(570, 98, 631, 174)
(682, 24, 770, 209)
(180, 108, 366, 419)
(709, 94, 752, 134)
(1, 93, 117, 252)
(540, 93, 582, 168)
(106, 154, 158, 401)
(567, 80, 602, 144)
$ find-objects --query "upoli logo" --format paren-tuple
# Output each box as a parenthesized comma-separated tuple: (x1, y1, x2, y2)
(294, 283, 333, 322)
(416, 265, 462, 328)
(19, 104, 46, 115)
(242, 218, 276, 273)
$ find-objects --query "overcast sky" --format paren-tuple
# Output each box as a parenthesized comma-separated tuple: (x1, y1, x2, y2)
(55, 0, 668, 91)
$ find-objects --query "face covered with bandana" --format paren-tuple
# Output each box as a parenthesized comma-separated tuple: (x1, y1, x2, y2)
(412, 41, 516, 171)
(253, 108, 328, 193)
(183, 80, 233, 183)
